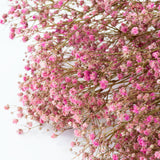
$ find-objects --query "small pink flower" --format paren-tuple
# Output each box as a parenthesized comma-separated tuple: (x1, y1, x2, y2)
(22, 36, 28, 42)
(133, 104, 139, 114)
(9, 32, 15, 39)
(112, 154, 119, 160)
(136, 83, 141, 90)
(124, 114, 130, 121)
(90, 72, 97, 80)
(146, 115, 153, 123)
(99, 79, 108, 89)
(70, 141, 75, 147)
(27, 122, 32, 128)
(136, 55, 142, 63)
(136, 66, 143, 74)
(27, 46, 34, 52)
(17, 129, 23, 135)
(4, 105, 10, 110)
(32, 25, 38, 30)
(72, 78, 77, 84)
(89, 133, 95, 140)
(12, 119, 18, 124)
(131, 27, 139, 35)
(74, 129, 81, 137)
(122, 46, 129, 54)
(17, 113, 23, 118)
(39, 118, 44, 124)
(72, 24, 78, 30)
(65, 77, 71, 83)
(152, 51, 159, 59)
(119, 87, 127, 96)
(0, 19, 4, 24)
(147, 3, 155, 9)
(69, 88, 77, 95)
(126, 60, 131, 67)
(155, 151, 160, 159)
(34, 35, 40, 41)
(143, 129, 150, 136)
(109, 104, 116, 112)
(158, 140, 160, 146)
(58, 0, 63, 7)
(93, 140, 99, 147)
(51, 133, 57, 138)
(49, 56, 56, 62)
(89, 35, 95, 41)
(140, 157, 147, 160)
(21, 8, 29, 14)
(120, 23, 128, 33)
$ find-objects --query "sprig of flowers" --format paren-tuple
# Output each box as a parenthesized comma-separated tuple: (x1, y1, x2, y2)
(1, 0, 160, 159)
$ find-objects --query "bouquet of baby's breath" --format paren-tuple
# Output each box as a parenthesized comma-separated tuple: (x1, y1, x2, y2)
(1, 0, 160, 159)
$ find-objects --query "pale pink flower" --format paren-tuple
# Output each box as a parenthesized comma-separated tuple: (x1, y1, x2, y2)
(99, 79, 108, 89)
(27, 122, 32, 127)
(131, 27, 139, 35)
(127, 60, 132, 67)
(17, 129, 23, 135)
(89, 133, 95, 140)
(22, 36, 28, 42)
(155, 151, 160, 159)
(74, 129, 81, 137)
(93, 140, 99, 147)
(49, 56, 56, 62)
(89, 35, 95, 41)
(122, 46, 129, 54)
(51, 133, 57, 138)
(70, 141, 75, 147)
(4, 105, 10, 110)
(12, 119, 18, 124)
(9, 32, 15, 39)
(72, 24, 78, 30)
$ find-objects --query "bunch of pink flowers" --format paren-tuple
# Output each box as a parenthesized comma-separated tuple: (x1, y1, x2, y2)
(1, 0, 160, 159)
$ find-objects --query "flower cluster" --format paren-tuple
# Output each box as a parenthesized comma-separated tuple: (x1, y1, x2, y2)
(1, 0, 160, 159)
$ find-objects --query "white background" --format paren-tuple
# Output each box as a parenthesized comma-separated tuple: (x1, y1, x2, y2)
(0, 1, 74, 160)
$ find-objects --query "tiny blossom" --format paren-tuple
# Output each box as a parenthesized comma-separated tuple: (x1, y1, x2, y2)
(72, 24, 78, 30)
(152, 51, 159, 59)
(9, 32, 15, 39)
(17, 129, 23, 135)
(27, 122, 32, 128)
(112, 154, 119, 160)
(131, 27, 139, 35)
(17, 113, 23, 118)
(22, 36, 28, 42)
(154, 151, 160, 159)
(4, 105, 10, 110)
(0, 19, 4, 24)
(89, 35, 95, 41)
(51, 133, 57, 138)
(89, 133, 95, 140)
(122, 46, 129, 54)
(70, 141, 75, 147)
(49, 56, 55, 62)
(12, 119, 18, 124)
(99, 79, 108, 89)
(93, 140, 99, 147)
(74, 130, 81, 137)
(120, 23, 128, 33)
